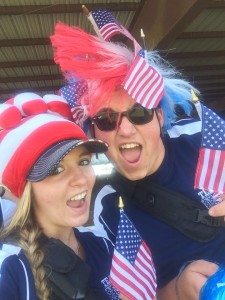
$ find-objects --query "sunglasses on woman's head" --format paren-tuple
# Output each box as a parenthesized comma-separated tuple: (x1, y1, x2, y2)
(92, 103, 156, 132)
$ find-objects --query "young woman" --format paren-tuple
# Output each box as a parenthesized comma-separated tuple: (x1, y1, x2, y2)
(0, 94, 115, 300)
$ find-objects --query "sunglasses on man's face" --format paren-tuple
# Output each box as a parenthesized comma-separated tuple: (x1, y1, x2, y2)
(92, 104, 156, 132)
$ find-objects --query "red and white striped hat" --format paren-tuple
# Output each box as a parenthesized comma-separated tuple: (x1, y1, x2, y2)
(6, 92, 48, 116)
(0, 93, 107, 197)
(43, 94, 73, 120)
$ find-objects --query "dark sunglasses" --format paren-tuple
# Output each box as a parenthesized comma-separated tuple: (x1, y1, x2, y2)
(92, 104, 155, 132)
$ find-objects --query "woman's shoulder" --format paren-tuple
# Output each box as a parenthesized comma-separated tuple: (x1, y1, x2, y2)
(0, 244, 37, 299)
(0, 243, 33, 277)
(0, 243, 21, 264)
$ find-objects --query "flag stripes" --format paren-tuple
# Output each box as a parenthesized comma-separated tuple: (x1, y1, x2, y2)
(99, 23, 122, 40)
(123, 52, 164, 109)
(71, 106, 85, 126)
(110, 248, 156, 299)
(194, 104, 225, 194)
(195, 149, 225, 193)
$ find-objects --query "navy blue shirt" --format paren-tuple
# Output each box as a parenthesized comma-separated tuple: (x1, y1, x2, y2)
(93, 118, 225, 288)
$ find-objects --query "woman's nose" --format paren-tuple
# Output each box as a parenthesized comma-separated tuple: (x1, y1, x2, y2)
(69, 167, 88, 186)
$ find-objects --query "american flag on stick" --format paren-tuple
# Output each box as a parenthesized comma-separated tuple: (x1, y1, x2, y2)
(194, 104, 225, 194)
(84, 7, 141, 55)
(122, 49, 165, 109)
(87, 8, 123, 41)
(109, 197, 157, 300)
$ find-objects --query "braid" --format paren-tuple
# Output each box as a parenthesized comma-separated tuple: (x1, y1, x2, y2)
(19, 217, 50, 300)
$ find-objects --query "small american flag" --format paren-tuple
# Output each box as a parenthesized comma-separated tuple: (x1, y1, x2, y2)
(89, 8, 126, 41)
(122, 49, 165, 109)
(88, 8, 141, 55)
(109, 205, 157, 300)
(59, 79, 87, 126)
(194, 104, 225, 194)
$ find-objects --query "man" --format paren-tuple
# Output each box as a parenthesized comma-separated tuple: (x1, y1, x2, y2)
(52, 9, 225, 299)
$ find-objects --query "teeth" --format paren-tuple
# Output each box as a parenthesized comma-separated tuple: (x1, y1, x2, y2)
(120, 143, 139, 149)
(70, 192, 86, 201)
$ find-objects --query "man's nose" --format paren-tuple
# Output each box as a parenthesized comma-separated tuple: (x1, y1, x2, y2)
(117, 115, 136, 136)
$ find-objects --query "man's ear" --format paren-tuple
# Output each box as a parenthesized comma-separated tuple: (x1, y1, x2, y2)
(155, 108, 164, 139)
(157, 108, 164, 127)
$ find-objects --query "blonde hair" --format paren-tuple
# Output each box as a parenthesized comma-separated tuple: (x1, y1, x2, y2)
(0, 182, 50, 300)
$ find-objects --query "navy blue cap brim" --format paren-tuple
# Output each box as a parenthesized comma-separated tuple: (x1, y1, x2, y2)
(27, 138, 108, 182)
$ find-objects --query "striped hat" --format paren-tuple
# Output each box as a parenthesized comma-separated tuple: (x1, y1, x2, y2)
(0, 93, 107, 198)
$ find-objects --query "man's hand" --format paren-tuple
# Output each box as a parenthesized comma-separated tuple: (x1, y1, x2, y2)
(209, 194, 225, 217)
(175, 260, 219, 300)
(157, 260, 219, 300)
